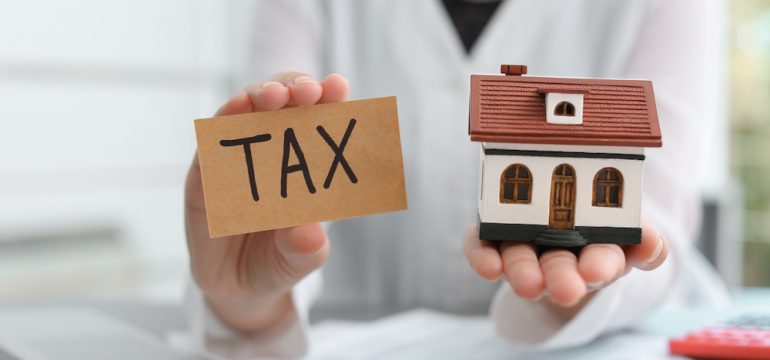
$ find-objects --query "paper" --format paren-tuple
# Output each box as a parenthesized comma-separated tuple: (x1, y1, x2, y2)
(194, 96, 407, 237)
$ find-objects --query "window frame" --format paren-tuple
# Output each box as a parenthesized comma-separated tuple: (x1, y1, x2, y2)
(500, 164, 532, 204)
(554, 101, 576, 116)
(592, 167, 624, 208)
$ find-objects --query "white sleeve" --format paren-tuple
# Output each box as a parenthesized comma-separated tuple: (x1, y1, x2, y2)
(491, 0, 723, 350)
(184, 270, 323, 359)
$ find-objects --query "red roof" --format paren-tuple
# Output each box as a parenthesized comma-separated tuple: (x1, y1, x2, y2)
(469, 73, 662, 147)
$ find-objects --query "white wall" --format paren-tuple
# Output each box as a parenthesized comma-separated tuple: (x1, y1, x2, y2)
(480, 153, 643, 229)
(0, 0, 236, 301)
(545, 93, 584, 125)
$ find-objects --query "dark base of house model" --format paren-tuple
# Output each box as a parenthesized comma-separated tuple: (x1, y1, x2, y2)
(478, 222, 642, 247)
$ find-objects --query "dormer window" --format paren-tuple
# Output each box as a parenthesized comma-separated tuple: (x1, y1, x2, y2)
(542, 91, 586, 125)
(554, 101, 575, 116)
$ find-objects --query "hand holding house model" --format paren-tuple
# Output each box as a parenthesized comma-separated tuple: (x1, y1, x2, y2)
(470, 65, 662, 248)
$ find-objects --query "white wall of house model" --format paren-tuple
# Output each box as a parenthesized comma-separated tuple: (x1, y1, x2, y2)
(478, 142, 643, 228)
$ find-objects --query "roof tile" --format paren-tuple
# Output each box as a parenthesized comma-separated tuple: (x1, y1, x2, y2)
(469, 74, 662, 147)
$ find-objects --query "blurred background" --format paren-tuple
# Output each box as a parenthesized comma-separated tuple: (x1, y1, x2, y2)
(732, 0, 770, 286)
(0, 0, 768, 305)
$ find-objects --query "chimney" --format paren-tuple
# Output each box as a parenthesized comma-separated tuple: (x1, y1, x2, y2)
(501, 64, 527, 76)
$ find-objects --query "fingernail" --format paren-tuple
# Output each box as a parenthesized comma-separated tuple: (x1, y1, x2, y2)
(641, 235, 665, 268)
(260, 81, 283, 89)
(586, 281, 606, 291)
(533, 289, 549, 302)
(291, 76, 316, 86)
(324, 73, 345, 81)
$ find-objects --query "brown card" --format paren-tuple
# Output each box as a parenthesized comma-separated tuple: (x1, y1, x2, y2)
(194, 96, 407, 237)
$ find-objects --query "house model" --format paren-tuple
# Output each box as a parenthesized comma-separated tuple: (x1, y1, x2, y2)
(469, 65, 662, 247)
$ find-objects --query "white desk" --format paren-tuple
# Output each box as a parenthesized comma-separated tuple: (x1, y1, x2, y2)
(1, 289, 767, 359)
(307, 288, 770, 359)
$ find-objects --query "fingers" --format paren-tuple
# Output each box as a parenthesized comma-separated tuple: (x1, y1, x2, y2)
(277, 223, 328, 255)
(578, 244, 626, 289)
(501, 242, 544, 299)
(243, 81, 290, 111)
(319, 73, 349, 103)
(241, 72, 350, 112)
(540, 250, 586, 307)
(462, 224, 503, 280)
(214, 91, 255, 116)
(497, 225, 667, 308)
(274, 223, 330, 280)
(271, 72, 323, 107)
(626, 224, 668, 271)
(191, 71, 347, 222)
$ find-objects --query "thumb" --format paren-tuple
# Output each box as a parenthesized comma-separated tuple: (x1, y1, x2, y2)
(273, 223, 330, 282)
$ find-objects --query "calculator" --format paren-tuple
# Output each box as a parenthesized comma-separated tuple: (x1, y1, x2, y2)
(669, 314, 770, 359)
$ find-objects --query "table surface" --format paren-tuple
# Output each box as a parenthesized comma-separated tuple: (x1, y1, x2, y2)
(0, 288, 767, 359)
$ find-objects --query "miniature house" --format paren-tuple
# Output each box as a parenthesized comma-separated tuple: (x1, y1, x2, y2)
(469, 65, 662, 246)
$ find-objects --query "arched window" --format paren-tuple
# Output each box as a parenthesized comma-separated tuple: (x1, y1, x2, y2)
(500, 164, 532, 203)
(593, 168, 623, 207)
(554, 101, 575, 116)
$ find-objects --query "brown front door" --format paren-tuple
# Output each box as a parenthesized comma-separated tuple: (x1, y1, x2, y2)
(549, 164, 576, 230)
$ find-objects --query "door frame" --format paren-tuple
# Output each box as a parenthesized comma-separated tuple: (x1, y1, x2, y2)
(548, 164, 576, 230)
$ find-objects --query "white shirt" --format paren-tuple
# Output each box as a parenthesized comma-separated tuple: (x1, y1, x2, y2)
(186, 0, 729, 358)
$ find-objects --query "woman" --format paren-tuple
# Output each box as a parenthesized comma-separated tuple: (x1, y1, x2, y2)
(184, 0, 726, 358)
